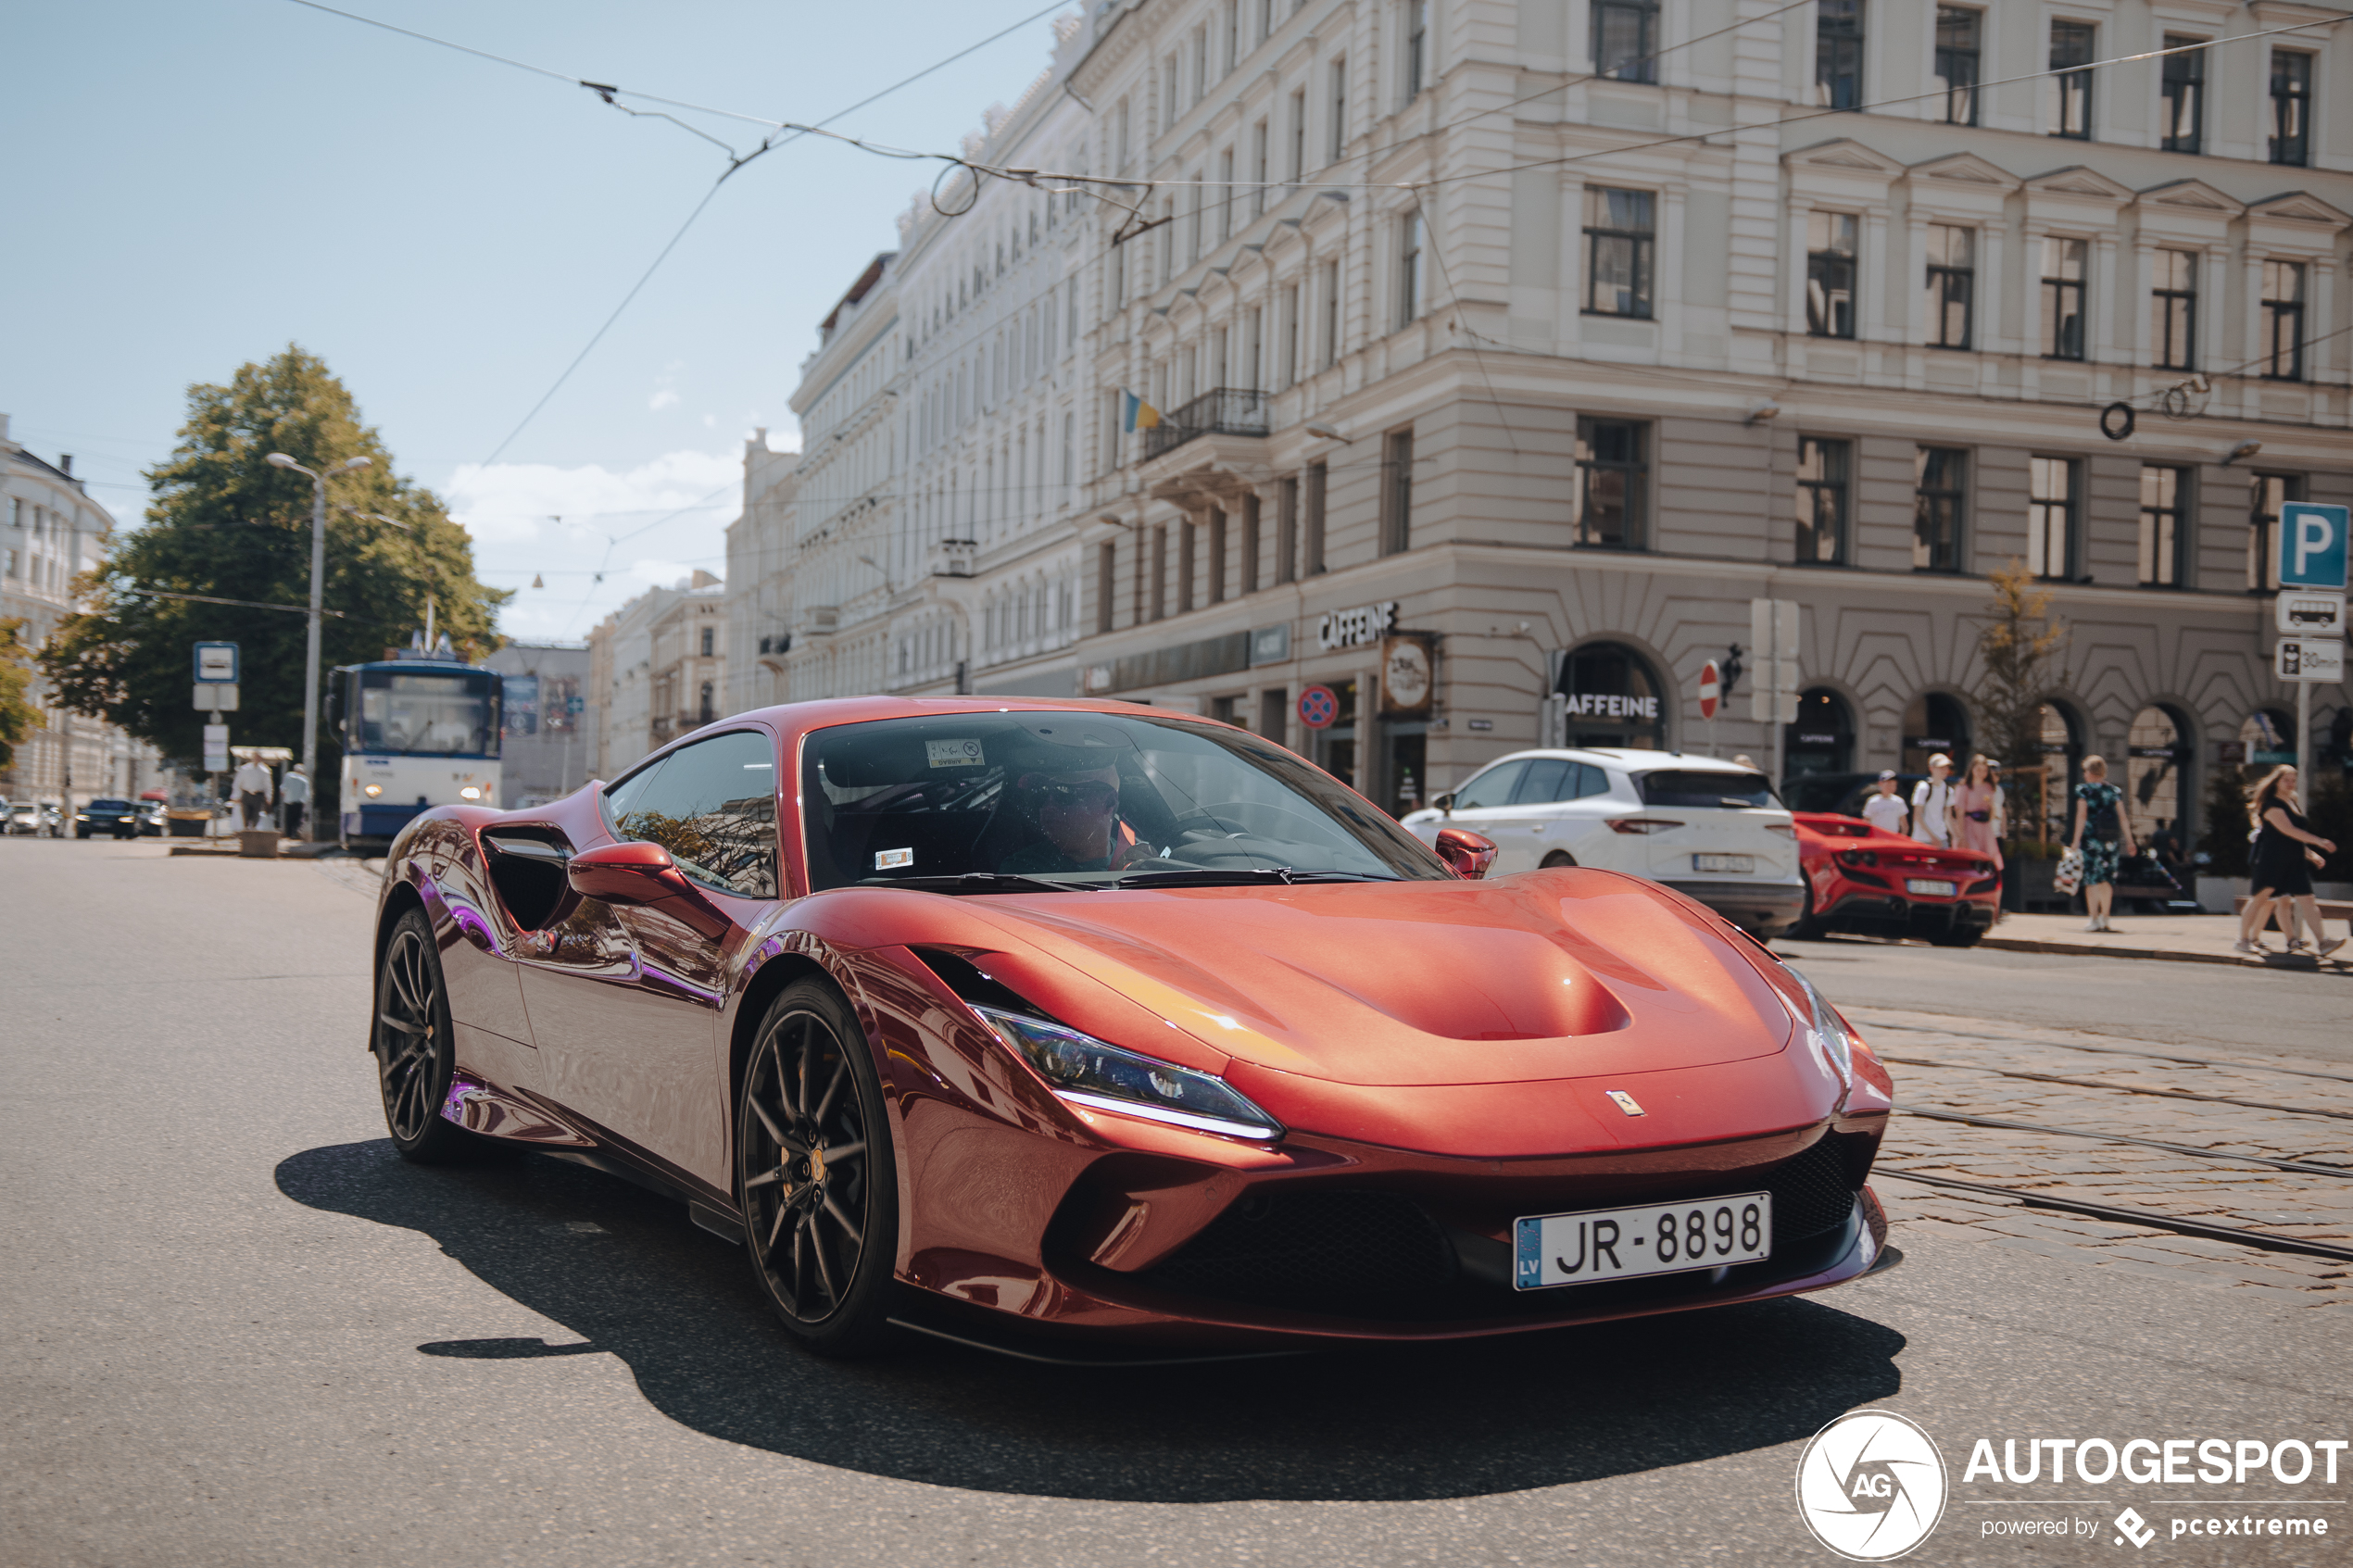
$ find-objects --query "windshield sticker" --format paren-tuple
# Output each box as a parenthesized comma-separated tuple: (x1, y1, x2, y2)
(875, 847, 915, 871)
(925, 738, 986, 769)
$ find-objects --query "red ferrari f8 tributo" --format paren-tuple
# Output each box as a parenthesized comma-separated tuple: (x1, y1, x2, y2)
(368, 698, 1894, 1359)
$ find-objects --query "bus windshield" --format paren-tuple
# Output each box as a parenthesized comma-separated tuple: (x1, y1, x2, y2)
(357, 671, 501, 757)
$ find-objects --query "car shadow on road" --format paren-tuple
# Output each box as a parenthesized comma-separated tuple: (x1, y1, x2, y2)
(277, 1138, 1904, 1502)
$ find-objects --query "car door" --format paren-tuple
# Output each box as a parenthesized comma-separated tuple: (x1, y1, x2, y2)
(517, 727, 780, 1195)
(1527, 760, 1618, 866)
(1436, 759, 1529, 865)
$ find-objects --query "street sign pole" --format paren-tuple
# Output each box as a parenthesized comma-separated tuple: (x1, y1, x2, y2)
(2276, 502, 2350, 798)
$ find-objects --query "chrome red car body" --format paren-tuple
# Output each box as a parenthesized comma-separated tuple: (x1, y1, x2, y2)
(1792, 810, 2001, 946)
(370, 696, 1894, 1356)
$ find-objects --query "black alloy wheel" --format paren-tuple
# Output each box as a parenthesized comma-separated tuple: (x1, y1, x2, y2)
(373, 909, 474, 1162)
(737, 979, 898, 1356)
(1787, 878, 1826, 941)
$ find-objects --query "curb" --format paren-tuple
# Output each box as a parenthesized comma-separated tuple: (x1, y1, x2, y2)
(1974, 933, 2351, 974)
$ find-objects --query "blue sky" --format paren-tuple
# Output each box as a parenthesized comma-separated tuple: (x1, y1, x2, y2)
(2, 0, 1068, 639)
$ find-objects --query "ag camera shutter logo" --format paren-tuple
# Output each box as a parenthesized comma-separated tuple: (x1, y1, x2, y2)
(1795, 1410, 1949, 1561)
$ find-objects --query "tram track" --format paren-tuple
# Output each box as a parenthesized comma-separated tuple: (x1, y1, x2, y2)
(1855, 1017, 2353, 1086)
(1872, 1169, 2353, 1265)
(1874, 1056, 2353, 1123)
(1893, 1105, 2353, 1178)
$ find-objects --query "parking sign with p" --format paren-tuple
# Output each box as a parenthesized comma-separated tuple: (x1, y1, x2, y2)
(2278, 502, 2349, 591)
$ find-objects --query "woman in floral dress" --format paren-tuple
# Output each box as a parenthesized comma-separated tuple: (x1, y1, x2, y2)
(2069, 755, 2133, 933)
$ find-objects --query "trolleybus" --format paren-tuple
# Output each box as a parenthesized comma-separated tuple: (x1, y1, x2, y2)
(330, 658, 504, 848)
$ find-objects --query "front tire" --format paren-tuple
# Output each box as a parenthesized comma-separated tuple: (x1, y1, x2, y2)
(736, 979, 899, 1357)
(373, 910, 476, 1162)
(1540, 851, 1579, 870)
(1787, 879, 1826, 940)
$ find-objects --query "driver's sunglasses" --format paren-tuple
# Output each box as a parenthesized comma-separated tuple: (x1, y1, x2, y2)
(1019, 774, 1117, 812)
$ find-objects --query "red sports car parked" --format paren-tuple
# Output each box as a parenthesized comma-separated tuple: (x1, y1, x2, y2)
(369, 698, 1894, 1360)
(1790, 812, 2001, 947)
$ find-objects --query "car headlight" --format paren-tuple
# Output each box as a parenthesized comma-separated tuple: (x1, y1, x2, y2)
(459, 786, 483, 800)
(363, 784, 384, 797)
(1784, 969, 1853, 1088)
(972, 1004, 1283, 1141)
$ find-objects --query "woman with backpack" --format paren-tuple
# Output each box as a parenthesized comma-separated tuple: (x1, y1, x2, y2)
(2069, 755, 2133, 933)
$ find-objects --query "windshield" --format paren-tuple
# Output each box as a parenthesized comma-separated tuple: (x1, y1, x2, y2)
(800, 712, 1450, 891)
(88, 799, 132, 811)
(356, 671, 501, 758)
(1637, 770, 1782, 809)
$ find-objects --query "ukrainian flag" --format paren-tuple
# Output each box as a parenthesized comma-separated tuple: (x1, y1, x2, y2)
(1122, 390, 1162, 433)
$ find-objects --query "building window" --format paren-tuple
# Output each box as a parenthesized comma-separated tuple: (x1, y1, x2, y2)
(1592, 0, 1658, 83)
(1277, 474, 1300, 583)
(1935, 6, 1981, 125)
(1397, 210, 1425, 328)
(700, 626, 715, 657)
(1319, 259, 1341, 367)
(1281, 282, 1301, 386)
(1572, 418, 1647, 550)
(698, 682, 715, 724)
(1178, 520, 1197, 614)
(2152, 249, 2197, 371)
(1381, 429, 1414, 556)
(2261, 261, 2305, 381)
(1207, 508, 1227, 604)
(2027, 457, 2080, 581)
(1097, 541, 1115, 633)
(2040, 236, 2086, 360)
(1795, 437, 1851, 565)
(1403, 0, 1429, 100)
(1327, 56, 1347, 162)
(2248, 473, 2303, 592)
(1289, 88, 1307, 182)
(2159, 37, 2205, 155)
(1583, 187, 1655, 318)
(2138, 465, 2190, 587)
(1151, 525, 1168, 621)
(1815, 0, 1863, 109)
(1924, 223, 1974, 349)
(1914, 445, 1967, 572)
(1806, 211, 1856, 338)
(1241, 492, 1262, 594)
(1302, 462, 1327, 573)
(2048, 19, 2095, 139)
(1251, 119, 1268, 218)
(2270, 53, 2312, 166)
(1217, 149, 1234, 241)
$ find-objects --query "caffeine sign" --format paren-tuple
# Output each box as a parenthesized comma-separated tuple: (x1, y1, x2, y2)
(1316, 600, 1397, 650)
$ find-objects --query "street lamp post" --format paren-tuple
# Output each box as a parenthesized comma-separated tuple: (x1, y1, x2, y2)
(266, 452, 370, 836)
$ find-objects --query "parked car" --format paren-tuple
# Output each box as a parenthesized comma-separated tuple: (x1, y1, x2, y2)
(1789, 812, 2000, 946)
(7, 799, 61, 836)
(1403, 749, 1805, 936)
(74, 798, 142, 839)
(369, 699, 1895, 1359)
(137, 792, 169, 836)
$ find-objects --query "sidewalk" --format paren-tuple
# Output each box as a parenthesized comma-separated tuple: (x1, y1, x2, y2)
(1972, 910, 2351, 972)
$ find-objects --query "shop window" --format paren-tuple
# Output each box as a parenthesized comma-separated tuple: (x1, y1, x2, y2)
(1786, 688, 1855, 780)
(2126, 705, 2193, 857)
(1556, 642, 1666, 749)
(1901, 691, 1971, 780)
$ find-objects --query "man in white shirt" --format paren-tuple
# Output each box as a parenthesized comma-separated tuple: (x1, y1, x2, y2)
(1910, 753, 1957, 847)
(279, 765, 310, 839)
(1860, 771, 1910, 837)
(230, 757, 274, 832)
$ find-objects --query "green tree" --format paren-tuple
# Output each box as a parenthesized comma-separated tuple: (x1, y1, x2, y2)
(0, 618, 41, 769)
(38, 346, 510, 800)
(1971, 558, 2069, 770)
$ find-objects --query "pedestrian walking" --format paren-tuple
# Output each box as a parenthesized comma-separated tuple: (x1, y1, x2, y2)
(2235, 765, 2342, 956)
(1956, 754, 2004, 873)
(1861, 770, 1909, 836)
(1911, 752, 1957, 847)
(279, 764, 309, 839)
(2069, 755, 2133, 933)
(231, 755, 274, 833)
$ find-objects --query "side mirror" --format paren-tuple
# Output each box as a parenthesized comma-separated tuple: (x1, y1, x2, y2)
(1433, 826, 1498, 881)
(1431, 792, 1455, 816)
(568, 839, 685, 905)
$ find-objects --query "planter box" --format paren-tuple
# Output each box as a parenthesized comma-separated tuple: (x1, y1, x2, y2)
(236, 830, 282, 859)
(2196, 875, 2245, 914)
(165, 811, 210, 839)
(2002, 856, 2070, 913)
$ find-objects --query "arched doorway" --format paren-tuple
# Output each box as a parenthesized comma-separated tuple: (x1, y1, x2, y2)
(2239, 708, 2296, 767)
(2126, 705, 2193, 859)
(2025, 702, 2085, 843)
(1785, 687, 1855, 779)
(1555, 642, 1667, 749)
(1901, 691, 1971, 776)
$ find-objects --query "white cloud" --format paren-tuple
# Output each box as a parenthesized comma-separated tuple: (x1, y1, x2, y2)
(648, 388, 680, 410)
(441, 447, 752, 642)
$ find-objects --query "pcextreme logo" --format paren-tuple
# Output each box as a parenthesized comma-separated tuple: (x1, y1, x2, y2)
(1796, 1411, 1950, 1562)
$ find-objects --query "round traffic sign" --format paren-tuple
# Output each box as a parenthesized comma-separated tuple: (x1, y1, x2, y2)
(1298, 684, 1339, 730)
(1698, 659, 1721, 721)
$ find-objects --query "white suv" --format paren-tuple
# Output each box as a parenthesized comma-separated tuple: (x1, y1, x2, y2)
(1403, 748, 1804, 935)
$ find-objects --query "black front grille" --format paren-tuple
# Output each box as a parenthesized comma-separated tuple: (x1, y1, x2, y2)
(1767, 1137, 1860, 1243)
(1137, 1190, 1455, 1309)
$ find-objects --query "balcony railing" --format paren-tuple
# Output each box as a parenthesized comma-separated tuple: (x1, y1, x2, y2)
(1143, 387, 1268, 459)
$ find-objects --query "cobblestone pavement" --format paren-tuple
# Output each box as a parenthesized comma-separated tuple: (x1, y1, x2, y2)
(1842, 1005, 2353, 1310)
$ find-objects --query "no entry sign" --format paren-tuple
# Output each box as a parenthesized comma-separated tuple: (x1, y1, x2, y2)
(1298, 684, 1339, 730)
(1698, 659, 1722, 721)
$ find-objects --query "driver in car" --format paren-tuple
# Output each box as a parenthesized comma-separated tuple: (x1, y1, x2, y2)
(999, 742, 1148, 874)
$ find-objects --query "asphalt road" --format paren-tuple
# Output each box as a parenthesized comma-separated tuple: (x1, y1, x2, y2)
(3, 838, 2345, 1567)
